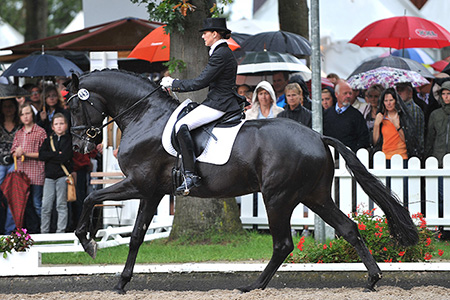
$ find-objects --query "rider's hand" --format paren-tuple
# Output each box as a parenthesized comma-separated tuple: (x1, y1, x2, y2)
(160, 76, 174, 89)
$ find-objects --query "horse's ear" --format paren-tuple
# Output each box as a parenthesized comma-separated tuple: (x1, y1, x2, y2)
(70, 74, 80, 93)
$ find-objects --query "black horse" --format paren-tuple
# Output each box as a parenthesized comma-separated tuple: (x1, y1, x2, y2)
(67, 69, 418, 294)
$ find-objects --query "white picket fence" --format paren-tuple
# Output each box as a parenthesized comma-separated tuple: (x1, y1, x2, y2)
(101, 148, 450, 230)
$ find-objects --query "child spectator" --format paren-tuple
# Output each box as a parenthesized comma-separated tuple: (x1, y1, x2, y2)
(39, 113, 73, 233)
(11, 103, 47, 233)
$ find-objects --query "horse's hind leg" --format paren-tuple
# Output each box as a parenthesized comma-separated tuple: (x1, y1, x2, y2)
(309, 196, 382, 291)
(114, 193, 163, 294)
(239, 196, 295, 292)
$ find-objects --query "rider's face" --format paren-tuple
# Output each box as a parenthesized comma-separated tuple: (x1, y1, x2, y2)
(202, 31, 217, 47)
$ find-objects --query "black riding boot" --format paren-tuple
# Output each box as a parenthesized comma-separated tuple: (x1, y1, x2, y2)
(175, 125, 201, 196)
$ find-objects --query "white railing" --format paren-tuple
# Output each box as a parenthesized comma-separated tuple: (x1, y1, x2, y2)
(101, 148, 450, 230)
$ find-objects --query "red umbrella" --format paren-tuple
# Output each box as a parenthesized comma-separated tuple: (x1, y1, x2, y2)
(349, 16, 450, 49)
(128, 25, 241, 63)
(0, 156, 30, 229)
(431, 58, 450, 72)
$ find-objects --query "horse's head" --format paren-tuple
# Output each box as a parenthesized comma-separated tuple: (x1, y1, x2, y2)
(66, 74, 106, 154)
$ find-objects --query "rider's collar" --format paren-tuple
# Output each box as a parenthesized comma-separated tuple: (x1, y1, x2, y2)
(209, 39, 227, 56)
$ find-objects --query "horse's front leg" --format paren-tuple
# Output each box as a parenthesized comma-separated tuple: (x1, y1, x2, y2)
(75, 178, 142, 259)
(114, 193, 164, 294)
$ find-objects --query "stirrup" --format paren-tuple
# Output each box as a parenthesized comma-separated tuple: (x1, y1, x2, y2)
(175, 173, 201, 196)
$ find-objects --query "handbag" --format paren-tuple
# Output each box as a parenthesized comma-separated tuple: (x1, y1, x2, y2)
(50, 136, 77, 202)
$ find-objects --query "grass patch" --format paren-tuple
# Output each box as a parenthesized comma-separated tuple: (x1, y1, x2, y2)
(40, 231, 450, 265)
(41, 231, 274, 265)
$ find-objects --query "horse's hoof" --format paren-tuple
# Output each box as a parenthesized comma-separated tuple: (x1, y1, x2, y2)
(364, 286, 376, 292)
(83, 239, 98, 259)
(113, 286, 126, 294)
(237, 285, 252, 293)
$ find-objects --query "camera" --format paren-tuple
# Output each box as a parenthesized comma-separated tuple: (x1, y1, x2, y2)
(1, 155, 12, 165)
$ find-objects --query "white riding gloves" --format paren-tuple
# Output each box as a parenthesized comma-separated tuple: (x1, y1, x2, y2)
(160, 76, 175, 89)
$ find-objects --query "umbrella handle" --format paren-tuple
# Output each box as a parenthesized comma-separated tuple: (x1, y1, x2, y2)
(13, 156, 25, 171)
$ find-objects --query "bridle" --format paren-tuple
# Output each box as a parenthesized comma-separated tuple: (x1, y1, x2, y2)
(68, 85, 161, 143)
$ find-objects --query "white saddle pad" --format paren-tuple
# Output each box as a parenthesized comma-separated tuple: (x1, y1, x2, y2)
(162, 100, 245, 165)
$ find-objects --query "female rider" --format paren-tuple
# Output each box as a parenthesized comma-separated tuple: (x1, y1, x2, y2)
(160, 18, 245, 196)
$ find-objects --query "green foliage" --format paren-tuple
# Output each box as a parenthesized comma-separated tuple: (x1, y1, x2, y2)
(286, 209, 441, 263)
(164, 57, 187, 74)
(1, 228, 34, 258)
(130, 0, 233, 33)
(0, 0, 82, 36)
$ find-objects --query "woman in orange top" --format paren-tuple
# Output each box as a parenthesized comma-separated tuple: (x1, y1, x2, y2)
(372, 88, 420, 160)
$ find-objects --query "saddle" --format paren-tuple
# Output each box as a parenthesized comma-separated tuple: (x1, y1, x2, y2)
(170, 102, 245, 157)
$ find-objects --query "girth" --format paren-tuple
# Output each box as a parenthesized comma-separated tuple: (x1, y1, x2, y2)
(171, 102, 244, 157)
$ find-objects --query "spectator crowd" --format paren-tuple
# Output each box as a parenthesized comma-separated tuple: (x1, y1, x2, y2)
(0, 78, 101, 234)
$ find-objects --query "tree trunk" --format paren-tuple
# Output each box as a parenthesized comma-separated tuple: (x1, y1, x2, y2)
(24, 0, 48, 41)
(169, 0, 244, 240)
(278, 0, 309, 39)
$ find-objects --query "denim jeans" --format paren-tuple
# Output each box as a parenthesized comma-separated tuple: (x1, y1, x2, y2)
(30, 184, 43, 219)
(0, 164, 15, 234)
(41, 177, 67, 233)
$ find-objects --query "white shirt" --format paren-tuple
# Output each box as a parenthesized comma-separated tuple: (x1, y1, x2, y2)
(209, 39, 227, 56)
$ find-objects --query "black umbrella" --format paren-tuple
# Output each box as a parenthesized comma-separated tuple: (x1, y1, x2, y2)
(231, 32, 252, 45)
(348, 56, 434, 79)
(0, 84, 29, 99)
(241, 30, 312, 56)
(2, 53, 82, 77)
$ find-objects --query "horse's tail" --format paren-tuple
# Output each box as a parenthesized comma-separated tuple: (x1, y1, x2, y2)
(322, 135, 419, 247)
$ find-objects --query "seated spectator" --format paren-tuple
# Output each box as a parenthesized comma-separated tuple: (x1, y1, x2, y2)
(323, 81, 369, 152)
(372, 88, 421, 160)
(245, 81, 283, 120)
(277, 82, 312, 128)
(38, 85, 71, 135)
(321, 86, 337, 110)
(11, 103, 47, 233)
(39, 113, 73, 233)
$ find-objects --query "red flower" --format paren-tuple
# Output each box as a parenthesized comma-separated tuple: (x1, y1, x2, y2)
(425, 237, 432, 247)
(424, 253, 432, 261)
(323, 244, 327, 250)
(375, 232, 383, 238)
(383, 247, 388, 251)
(384, 258, 392, 263)
(296, 236, 305, 251)
(438, 249, 444, 256)
(358, 223, 366, 230)
(329, 242, 333, 248)
(398, 251, 405, 256)
(290, 253, 293, 257)
(317, 260, 323, 264)
(438, 233, 442, 239)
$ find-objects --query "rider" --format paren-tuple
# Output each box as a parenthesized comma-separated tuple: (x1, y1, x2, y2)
(160, 18, 244, 196)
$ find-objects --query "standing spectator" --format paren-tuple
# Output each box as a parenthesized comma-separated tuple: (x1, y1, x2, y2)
(323, 81, 369, 152)
(372, 88, 421, 160)
(27, 85, 42, 116)
(0, 98, 21, 234)
(288, 75, 312, 110)
(237, 84, 251, 96)
(38, 85, 70, 135)
(273, 71, 289, 107)
(425, 81, 450, 165)
(11, 103, 47, 233)
(245, 81, 283, 120)
(39, 113, 73, 233)
(396, 83, 425, 156)
(277, 82, 312, 127)
(351, 88, 370, 116)
(326, 73, 340, 86)
(364, 84, 384, 138)
(321, 86, 337, 110)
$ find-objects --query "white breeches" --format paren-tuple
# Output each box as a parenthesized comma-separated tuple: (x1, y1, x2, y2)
(175, 104, 225, 132)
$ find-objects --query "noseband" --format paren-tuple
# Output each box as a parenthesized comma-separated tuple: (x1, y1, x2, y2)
(68, 86, 162, 143)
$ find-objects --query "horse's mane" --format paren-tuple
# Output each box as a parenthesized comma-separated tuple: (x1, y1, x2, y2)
(77, 68, 179, 106)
